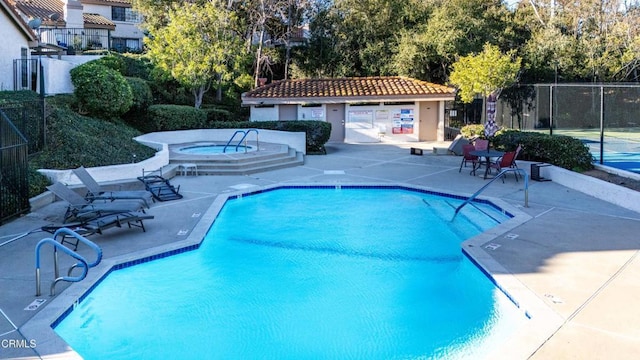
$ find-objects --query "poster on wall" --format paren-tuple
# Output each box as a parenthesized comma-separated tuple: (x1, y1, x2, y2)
(391, 109, 414, 134)
(347, 110, 374, 127)
(311, 109, 324, 118)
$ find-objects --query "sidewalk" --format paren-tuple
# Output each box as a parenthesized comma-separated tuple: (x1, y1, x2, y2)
(1, 141, 640, 359)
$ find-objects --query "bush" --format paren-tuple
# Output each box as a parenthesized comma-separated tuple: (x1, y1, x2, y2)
(460, 124, 485, 139)
(29, 164, 51, 198)
(125, 77, 153, 113)
(120, 54, 153, 80)
(208, 120, 332, 154)
(90, 54, 126, 74)
(201, 106, 233, 123)
(147, 105, 207, 131)
(70, 63, 133, 119)
(492, 129, 593, 171)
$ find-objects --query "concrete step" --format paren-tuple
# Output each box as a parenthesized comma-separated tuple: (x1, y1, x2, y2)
(171, 147, 304, 176)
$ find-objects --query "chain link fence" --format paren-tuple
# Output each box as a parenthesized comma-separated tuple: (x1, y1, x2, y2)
(495, 84, 640, 174)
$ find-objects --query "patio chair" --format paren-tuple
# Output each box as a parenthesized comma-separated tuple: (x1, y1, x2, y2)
(47, 182, 147, 222)
(489, 151, 518, 183)
(73, 166, 153, 208)
(459, 144, 479, 174)
(41, 211, 154, 250)
(511, 144, 523, 170)
(137, 174, 183, 201)
(474, 139, 489, 151)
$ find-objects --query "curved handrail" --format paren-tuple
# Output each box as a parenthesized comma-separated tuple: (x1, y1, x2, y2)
(235, 129, 259, 152)
(54, 228, 102, 268)
(452, 168, 529, 221)
(35, 239, 89, 296)
(223, 130, 247, 153)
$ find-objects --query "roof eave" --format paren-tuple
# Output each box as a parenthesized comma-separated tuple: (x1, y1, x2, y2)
(1, 0, 38, 41)
(241, 94, 456, 106)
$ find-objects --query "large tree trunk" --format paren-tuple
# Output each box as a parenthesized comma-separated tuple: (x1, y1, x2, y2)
(254, 27, 265, 88)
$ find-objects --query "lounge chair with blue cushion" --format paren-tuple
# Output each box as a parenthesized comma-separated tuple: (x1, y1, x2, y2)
(73, 166, 153, 208)
(47, 182, 147, 222)
(42, 211, 154, 250)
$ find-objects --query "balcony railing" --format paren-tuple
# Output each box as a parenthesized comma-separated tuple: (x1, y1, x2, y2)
(39, 28, 111, 53)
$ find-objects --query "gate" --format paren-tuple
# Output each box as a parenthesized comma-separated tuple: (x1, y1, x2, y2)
(0, 109, 30, 224)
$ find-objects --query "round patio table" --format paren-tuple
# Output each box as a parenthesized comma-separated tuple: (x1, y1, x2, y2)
(469, 149, 505, 179)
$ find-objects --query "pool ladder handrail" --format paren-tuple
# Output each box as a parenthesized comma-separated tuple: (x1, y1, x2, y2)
(35, 228, 103, 296)
(452, 168, 529, 221)
(223, 129, 259, 153)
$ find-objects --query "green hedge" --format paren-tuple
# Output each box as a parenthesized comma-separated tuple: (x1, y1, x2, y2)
(70, 63, 133, 119)
(208, 120, 332, 154)
(147, 104, 207, 131)
(125, 77, 153, 113)
(491, 129, 594, 171)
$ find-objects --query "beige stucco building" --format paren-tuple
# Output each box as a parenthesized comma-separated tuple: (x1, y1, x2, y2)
(242, 77, 456, 143)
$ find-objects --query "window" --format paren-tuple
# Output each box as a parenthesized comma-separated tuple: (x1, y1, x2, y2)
(112, 38, 141, 52)
(111, 7, 141, 23)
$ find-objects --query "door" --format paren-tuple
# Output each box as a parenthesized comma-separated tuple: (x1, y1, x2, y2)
(326, 104, 345, 142)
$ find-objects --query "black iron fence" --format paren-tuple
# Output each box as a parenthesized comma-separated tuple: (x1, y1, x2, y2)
(0, 109, 30, 224)
(40, 28, 110, 53)
(0, 99, 47, 154)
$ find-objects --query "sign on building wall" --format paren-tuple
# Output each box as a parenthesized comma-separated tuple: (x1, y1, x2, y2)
(348, 110, 374, 126)
(392, 109, 414, 134)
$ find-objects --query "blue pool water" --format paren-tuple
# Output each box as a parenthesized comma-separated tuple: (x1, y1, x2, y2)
(55, 187, 525, 359)
(176, 144, 255, 155)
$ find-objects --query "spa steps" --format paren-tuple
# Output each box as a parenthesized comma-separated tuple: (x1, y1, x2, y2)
(169, 145, 304, 176)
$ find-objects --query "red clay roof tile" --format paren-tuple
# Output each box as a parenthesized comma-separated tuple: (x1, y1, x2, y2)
(243, 77, 455, 101)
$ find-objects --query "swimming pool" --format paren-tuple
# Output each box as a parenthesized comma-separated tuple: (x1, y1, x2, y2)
(54, 186, 526, 359)
(175, 144, 256, 155)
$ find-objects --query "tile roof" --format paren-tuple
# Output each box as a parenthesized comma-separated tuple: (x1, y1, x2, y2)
(12, 0, 118, 28)
(81, 0, 132, 6)
(1, 0, 37, 41)
(242, 77, 455, 103)
(83, 12, 114, 29)
(11, 0, 66, 27)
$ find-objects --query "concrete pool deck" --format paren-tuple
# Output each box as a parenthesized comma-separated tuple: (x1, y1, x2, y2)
(1, 141, 640, 359)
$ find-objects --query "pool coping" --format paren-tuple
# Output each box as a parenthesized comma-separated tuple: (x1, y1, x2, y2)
(20, 182, 559, 359)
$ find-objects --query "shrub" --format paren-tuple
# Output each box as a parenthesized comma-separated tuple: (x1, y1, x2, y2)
(90, 54, 126, 74)
(120, 54, 153, 80)
(70, 63, 133, 119)
(201, 107, 233, 123)
(208, 120, 332, 154)
(125, 77, 153, 113)
(492, 130, 593, 171)
(29, 164, 51, 198)
(460, 124, 485, 139)
(147, 105, 207, 131)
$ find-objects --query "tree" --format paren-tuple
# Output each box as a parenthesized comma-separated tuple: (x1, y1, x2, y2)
(449, 43, 522, 103)
(145, 2, 244, 108)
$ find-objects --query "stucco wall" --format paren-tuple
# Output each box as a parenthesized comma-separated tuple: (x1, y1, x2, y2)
(250, 106, 279, 121)
(0, 13, 30, 91)
(41, 55, 101, 94)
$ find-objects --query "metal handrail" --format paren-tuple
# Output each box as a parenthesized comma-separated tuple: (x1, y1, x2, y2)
(223, 129, 259, 153)
(54, 228, 103, 276)
(222, 130, 246, 153)
(452, 168, 529, 221)
(35, 228, 103, 296)
(234, 129, 259, 153)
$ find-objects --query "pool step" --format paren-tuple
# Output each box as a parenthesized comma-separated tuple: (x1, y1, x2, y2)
(169, 146, 304, 175)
